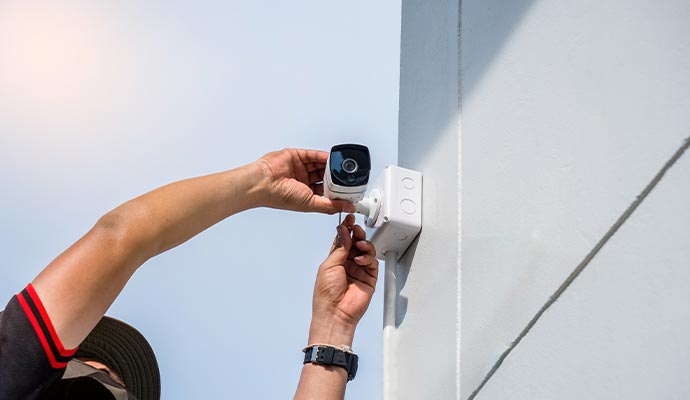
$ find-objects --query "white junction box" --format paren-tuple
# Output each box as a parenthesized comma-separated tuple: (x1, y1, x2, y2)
(365, 165, 422, 261)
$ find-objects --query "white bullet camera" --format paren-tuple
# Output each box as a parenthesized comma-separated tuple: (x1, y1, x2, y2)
(323, 144, 371, 203)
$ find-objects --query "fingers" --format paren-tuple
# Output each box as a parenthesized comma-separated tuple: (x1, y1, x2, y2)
(312, 184, 324, 196)
(355, 238, 375, 254)
(332, 200, 356, 213)
(324, 215, 379, 281)
(307, 196, 356, 214)
(329, 214, 356, 252)
(337, 224, 353, 250)
(342, 213, 356, 228)
(308, 170, 323, 185)
(351, 224, 366, 241)
(296, 149, 329, 164)
(353, 239, 379, 278)
(338, 216, 378, 263)
(293, 162, 310, 185)
(305, 163, 326, 173)
(329, 224, 352, 256)
(355, 241, 377, 270)
(331, 215, 374, 256)
(349, 224, 377, 260)
(354, 254, 378, 271)
(294, 149, 326, 185)
(266, 148, 359, 215)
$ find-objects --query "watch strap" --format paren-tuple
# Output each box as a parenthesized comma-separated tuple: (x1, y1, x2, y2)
(303, 345, 358, 381)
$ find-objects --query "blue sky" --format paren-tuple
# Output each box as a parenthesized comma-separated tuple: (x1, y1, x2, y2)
(0, 1, 400, 398)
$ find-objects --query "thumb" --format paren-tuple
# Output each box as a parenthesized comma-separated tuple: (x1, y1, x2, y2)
(307, 196, 356, 215)
(328, 224, 352, 259)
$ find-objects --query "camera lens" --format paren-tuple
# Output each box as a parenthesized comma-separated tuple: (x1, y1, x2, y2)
(342, 158, 358, 174)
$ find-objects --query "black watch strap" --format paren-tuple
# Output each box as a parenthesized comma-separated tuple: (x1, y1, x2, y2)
(303, 345, 359, 381)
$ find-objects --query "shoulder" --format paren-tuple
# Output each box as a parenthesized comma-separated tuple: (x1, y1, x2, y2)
(0, 285, 77, 400)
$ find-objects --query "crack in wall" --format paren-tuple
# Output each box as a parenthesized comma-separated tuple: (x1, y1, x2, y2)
(466, 136, 690, 400)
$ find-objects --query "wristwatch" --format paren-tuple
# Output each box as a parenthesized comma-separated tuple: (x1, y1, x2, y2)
(303, 345, 358, 381)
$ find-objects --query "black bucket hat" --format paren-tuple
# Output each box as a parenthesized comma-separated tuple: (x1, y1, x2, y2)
(73, 317, 160, 400)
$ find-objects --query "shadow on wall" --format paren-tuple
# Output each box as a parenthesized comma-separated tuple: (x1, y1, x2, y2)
(398, 0, 537, 167)
(396, 0, 537, 322)
(394, 234, 420, 327)
(461, 0, 538, 101)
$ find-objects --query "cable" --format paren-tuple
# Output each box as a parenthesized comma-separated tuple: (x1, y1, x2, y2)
(383, 250, 398, 400)
(383, 251, 398, 328)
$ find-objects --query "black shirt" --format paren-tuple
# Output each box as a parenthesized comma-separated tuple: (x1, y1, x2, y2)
(0, 284, 77, 400)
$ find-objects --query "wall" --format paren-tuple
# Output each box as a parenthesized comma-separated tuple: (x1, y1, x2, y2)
(394, 1, 461, 398)
(395, 0, 690, 399)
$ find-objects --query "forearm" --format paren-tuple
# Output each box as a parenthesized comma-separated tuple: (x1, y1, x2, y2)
(295, 215, 378, 399)
(296, 363, 348, 400)
(108, 161, 267, 259)
(32, 161, 269, 348)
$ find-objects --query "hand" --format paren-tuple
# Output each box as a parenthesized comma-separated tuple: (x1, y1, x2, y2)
(309, 214, 379, 346)
(257, 148, 356, 214)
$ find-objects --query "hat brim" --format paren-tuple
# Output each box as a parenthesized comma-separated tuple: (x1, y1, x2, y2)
(74, 317, 160, 400)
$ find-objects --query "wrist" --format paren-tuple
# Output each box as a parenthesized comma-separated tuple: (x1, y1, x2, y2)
(236, 161, 272, 209)
(308, 315, 357, 348)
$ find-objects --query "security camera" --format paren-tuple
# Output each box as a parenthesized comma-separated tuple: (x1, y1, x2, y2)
(323, 144, 371, 203)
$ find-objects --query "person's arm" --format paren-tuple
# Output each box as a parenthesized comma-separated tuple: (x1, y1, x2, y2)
(295, 214, 379, 400)
(31, 148, 355, 350)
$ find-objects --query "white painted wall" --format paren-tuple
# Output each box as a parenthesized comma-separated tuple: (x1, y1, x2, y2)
(393, 1, 460, 399)
(395, 0, 690, 399)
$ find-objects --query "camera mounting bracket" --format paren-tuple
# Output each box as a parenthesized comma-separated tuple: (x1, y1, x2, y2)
(355, 165, 422, 261)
